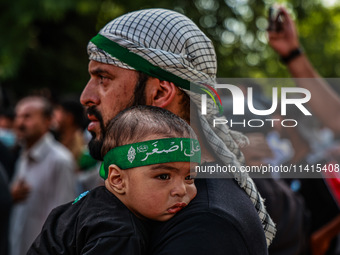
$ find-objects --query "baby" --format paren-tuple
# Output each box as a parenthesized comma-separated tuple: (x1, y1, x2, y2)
(28, 105, 201, 255)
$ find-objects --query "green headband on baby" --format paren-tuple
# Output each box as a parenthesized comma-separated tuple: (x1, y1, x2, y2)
(100, 138, 201, 179)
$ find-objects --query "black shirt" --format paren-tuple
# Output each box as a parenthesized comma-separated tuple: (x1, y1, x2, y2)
(28, 186, 149, 255)
(148, 164, 268, 255)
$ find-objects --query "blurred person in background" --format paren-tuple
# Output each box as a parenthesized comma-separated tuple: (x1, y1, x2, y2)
(52, 96, 87, 164)
(9, 96, 76, 255)
(0, 137, 16, 182)
(0, 107, 17, 181)
(52, 96, 102, 192)
(0, 108, 15, 130)
(267, 6, 340, 137)
(267, 6, 340, 255)
(273, 103, 340, 255)
(0, 163, 12, 255)
(0, 85, 17, 149)
(0, 108, 17, 155)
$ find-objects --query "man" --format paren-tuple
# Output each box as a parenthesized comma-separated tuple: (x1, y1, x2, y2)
(9, 96, 76, 255)
(81, 9, 275, 254)
(52, 97, 87, 163)
(52, 97, 101, 191)
(267, 7, 340, 135)
(268, 7, 340, 255)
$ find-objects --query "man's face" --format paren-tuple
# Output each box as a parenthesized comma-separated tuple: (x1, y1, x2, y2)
(14, 101, 50, 147)
(122, 161, 197, 221)
(80, 61, 141, 159)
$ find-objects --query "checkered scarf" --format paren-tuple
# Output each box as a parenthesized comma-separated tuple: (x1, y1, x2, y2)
(88, 8, 276, 246)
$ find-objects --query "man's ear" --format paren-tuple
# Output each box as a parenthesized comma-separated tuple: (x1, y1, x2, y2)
(146, 78, 177, 108)
(107, 165, 125, 195)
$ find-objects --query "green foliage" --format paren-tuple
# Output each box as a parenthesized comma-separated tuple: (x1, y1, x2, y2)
(1, 0, 339, 102)
(0, 0, 101, 100)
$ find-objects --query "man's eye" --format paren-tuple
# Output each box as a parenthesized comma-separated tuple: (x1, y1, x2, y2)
(99, 75, 106, 80)
(98, 75, 111, 83)
(157, 174, 170, 180)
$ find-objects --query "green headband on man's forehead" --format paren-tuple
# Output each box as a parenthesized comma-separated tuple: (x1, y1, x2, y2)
(100, 138, 201, 179)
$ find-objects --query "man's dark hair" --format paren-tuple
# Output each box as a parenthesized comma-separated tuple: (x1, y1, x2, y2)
(101, 105, 197, 157)
(132, 71, 191, 122)
(132, 72, 149, 106)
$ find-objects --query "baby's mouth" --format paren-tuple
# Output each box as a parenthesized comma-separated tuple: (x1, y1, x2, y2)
(167, 203, 187, 214)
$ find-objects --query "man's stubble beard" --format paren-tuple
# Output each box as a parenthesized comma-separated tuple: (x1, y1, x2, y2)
(88, 72, 149, 160)
(87, 106, 106, 161)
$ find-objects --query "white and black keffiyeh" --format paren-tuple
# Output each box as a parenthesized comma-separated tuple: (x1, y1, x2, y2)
(88, 8, 276, 246)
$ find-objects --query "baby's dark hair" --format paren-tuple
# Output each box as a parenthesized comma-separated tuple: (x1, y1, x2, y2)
(101, 105, 197, 157)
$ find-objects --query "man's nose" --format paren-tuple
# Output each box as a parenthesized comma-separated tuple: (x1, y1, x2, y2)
(80, 79, 100, 107)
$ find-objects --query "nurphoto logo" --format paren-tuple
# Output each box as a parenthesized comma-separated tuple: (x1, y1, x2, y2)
(199, 81, 311, 129)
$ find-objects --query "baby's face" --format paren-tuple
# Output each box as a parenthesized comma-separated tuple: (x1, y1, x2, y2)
(123, 162, 197, 221)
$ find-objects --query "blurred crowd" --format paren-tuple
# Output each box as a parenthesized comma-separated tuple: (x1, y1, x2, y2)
(0, 93, 103, 255)
(222, 6, 340, 255)
(221, 81, 340, 255)
(0, 4, 339, 255)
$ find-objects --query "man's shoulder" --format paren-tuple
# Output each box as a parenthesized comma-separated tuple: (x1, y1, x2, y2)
(177, 178, 262, 221)
(149, 178, 267, 255)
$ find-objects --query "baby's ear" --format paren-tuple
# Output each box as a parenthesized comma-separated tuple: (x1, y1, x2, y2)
(107, 165, 125, 195)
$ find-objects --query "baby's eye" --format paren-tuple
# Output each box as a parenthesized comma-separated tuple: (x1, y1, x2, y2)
(157, 174, 170, 180)
(185, 175, 193, 180)
(185, 172, 196, 183)
(185, 175, 195, 182)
